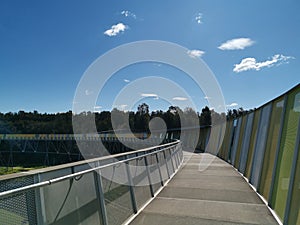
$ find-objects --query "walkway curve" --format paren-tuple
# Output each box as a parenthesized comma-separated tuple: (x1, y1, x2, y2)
(130, 152, 278, 225)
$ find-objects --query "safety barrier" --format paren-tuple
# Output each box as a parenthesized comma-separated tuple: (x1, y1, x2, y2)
(0, 140, 183, 225)
(212, 84, 300, 225)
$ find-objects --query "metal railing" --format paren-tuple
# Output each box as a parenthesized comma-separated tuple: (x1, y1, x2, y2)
(0, 140, 183, 225)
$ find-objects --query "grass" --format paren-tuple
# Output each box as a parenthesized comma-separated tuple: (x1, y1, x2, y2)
(0, 166, 44, 176)
(0, 208, 29, 225)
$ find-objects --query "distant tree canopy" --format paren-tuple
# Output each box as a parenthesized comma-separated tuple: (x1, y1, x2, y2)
(0, 104, 250, 134)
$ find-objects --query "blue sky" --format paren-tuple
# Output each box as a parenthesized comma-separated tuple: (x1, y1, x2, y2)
(0, 0, 299, 113)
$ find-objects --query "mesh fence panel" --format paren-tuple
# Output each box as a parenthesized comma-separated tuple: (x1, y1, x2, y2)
(0, 175, 37, 225)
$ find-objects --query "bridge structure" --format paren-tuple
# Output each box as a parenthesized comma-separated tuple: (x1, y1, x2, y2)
(0, 128, 210, 168)
(0, 133, 158, 167)
(0, 83, 299, 225)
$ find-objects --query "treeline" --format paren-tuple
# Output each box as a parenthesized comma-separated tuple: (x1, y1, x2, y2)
(0, 104, 248, 134)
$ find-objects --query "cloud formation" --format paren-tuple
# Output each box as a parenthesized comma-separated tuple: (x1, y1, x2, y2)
(121, 10, 137, 19)
(187, 50, 205, 58)
(104, 23, 128, 36)
(85, 90, 93, 96)
(141, 93, 158, 97)
(94, 106, 102, 112)
(233, 54, 294, 73)
(118, 104, 128, 111)
(226, 103, 238, 107)
(195, 13, 203, 24)
(218, 38, 254, 50)
(173, 97, 188, 101)
(141, 93, 159, 100)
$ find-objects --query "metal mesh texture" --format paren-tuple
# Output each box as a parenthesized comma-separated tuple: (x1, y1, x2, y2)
(0, 175, 37, 225)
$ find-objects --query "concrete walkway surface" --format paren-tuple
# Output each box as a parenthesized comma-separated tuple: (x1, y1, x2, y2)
(130, 153, 278, 225)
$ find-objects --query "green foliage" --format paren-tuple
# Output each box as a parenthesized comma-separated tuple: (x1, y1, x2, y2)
(0, 166, 44, 175)
(0, 104, 219, 134)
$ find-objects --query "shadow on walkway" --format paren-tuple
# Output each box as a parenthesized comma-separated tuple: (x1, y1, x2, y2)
(130, 152, 278, 225)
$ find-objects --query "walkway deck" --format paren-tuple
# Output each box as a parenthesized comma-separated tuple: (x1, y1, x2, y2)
(130, 153, 278, 225)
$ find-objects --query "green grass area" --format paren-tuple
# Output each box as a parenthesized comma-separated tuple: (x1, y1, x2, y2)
(0, 166, 44, 176)
(0, 208, 29, 225)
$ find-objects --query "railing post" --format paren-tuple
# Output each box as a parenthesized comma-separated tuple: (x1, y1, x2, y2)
(180, 142, 183, 162)
(34, 174, 44, 225)
(169, 148, 175, 173)
(175, 144, 181, 167)
(144, 156, 154, 197)
(125, 156, 138, 213)
(172, 148, 179, 169)
(155, 152, 164, 186)
(163, 150, 170, 178)
(93, 162, 108, 225)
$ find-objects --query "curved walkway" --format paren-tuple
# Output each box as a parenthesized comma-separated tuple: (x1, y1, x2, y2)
(130, 153, 278, 225)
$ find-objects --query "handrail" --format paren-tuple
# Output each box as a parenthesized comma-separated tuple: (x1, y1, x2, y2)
(0, 139, 183, 225)
(0, 139, 179, 181)
(0, 140, 180, 199)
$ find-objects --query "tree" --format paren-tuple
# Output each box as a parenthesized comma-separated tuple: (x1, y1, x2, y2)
(200, 106, 211, 126)
(135, 103, 150, 132)
(137, 103, 149, 115)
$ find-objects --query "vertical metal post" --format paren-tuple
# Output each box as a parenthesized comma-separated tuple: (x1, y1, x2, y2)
(169, 148, 175, 173)
(144, 156, 154, 197)
(93, 166, 108, 225)
(283, 118, 300, 224)
(163, 150, 170, 178)
(125, 156, 138, 213)
(173, 147, 179, 169)
(176, 144, 181, 165)
(178, 143, 183, 163)
(155, 152, 164, 186)
(33, 174, 44, 225)
(174, 144, 180, 168)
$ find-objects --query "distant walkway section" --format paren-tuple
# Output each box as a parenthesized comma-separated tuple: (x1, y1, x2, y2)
(130, 152, 278, 225)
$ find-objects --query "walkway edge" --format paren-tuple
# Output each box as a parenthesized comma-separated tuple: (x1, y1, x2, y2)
(123, 159, 184, 225)
(233, 166, 282, 225)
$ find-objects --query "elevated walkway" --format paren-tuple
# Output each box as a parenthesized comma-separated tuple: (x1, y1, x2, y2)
(130, 153, 278, 225)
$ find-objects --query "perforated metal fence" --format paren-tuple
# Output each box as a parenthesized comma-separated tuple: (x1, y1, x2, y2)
(0, 141, 183, 225)
(0, 175, 37, 225)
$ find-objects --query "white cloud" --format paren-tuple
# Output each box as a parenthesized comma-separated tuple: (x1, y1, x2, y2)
(119, 104, 128, 110)
(153, 63, 162, 67)
(113, 104, 128, 111)
(94, 106, 102, 112)
(85, 90, 93, 96)
(104, 23, 128, 37)
(195, 13, 203, 24)
(233, 54, 294, 73)
(226, 103, 238, 107)
(124, 79, 130, 83)
(187, 50, 205, 58)
(173, 97, 188, 101)
(121, 10, 137, 19)
(141, 93, 158, 98)
(218, 38, 254, 50)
